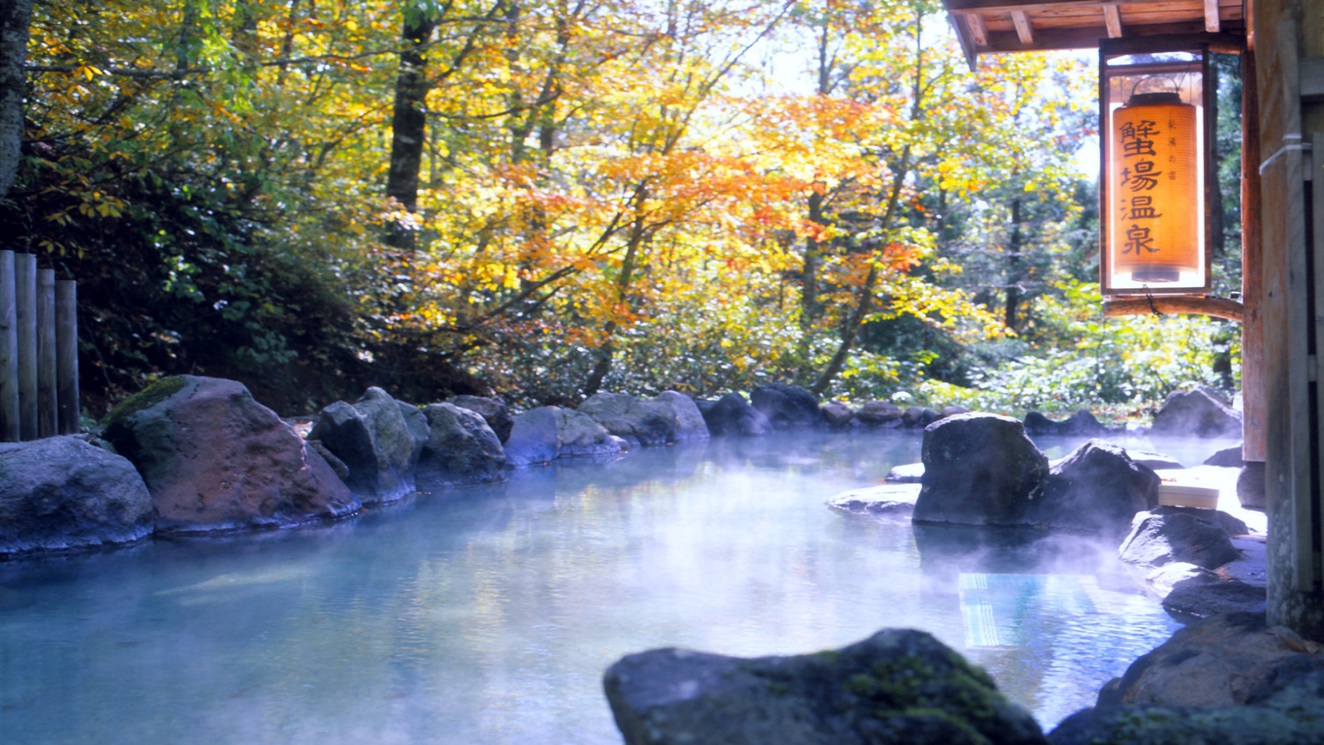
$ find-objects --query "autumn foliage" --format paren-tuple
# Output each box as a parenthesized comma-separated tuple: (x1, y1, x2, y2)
(5, 0, 1136, 415)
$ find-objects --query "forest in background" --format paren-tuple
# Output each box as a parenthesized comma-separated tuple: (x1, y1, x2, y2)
(0, 0, 1243, 419)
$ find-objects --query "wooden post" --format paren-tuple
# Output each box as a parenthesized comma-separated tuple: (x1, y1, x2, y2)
(1256, 0, 1324, 638)
(14, 252, 36, 440)
(1241, 49, 1266, 463)
(37, 269, 56, 438)
(0, 250, 17, 442)
(56, 279, 78, 435)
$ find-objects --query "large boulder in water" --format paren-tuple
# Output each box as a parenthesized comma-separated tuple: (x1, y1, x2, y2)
(603, 628, 1045, 745)
(1051, 674, 1324, 745)
(1238, 462, 1267, 511)
(396, 400, 430, 466)
(447, 394, 514, 443)
(912, 413, 1049, 527)
(103, 376, 359, 533)
(1023, 410, 1109, 437)
(1029, 440, 1159, 536)
(750, 382, 822, 430)
(1119, 506, 1244, 571)
(856, 400, 904, 428)
(1150, 386, 1242, 438)
(307, 387, 417, 504)
(0, 436, 154, 556)
(579, 392, 676, 447)
(820, 400, 856, 430)
(698, 392, 771, 437)
(503, 406, 626, 466)
(903, 406, 940, 428)
(652, 391, 710, 441)
(420, 403, 506, 484)
(1093, 612, 1324, 709)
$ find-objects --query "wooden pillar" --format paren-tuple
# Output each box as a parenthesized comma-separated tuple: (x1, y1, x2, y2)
(1242, 50, 1266, 463)
(1256, 0, 1324, 638)
(56, 279, 78, 435)
(36, 268, 56, 437)
(0, 250, 17, 441)
(14, 252, 35, 440)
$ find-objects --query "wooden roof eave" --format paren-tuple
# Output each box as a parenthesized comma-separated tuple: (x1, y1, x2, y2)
(944, 0, 1247, 68)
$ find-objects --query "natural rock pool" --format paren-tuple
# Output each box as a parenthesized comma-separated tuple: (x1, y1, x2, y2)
(1, 430, 1227, 744)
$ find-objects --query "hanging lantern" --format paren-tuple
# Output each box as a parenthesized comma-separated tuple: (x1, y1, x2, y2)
(1100, 45, 1212, 296)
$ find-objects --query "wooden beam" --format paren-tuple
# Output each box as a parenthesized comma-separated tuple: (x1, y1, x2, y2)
(1101, 296, 1244, 322)
(1103, 4, 1123, 38)
(1204, 0, 1221, 32)
(945, 0, 1119, 14)
(1011, 10, 1034, 44)
(968, 13, 989, 46)
(979, 26, 1247, 55)
(951, 13, 980, 70)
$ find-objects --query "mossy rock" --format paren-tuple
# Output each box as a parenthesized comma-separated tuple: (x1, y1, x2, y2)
(104, 376, 189, 428)
(604, 628, 1046, 745)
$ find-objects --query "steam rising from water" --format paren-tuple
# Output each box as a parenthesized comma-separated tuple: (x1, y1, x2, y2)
(0, 430, 1211, 744)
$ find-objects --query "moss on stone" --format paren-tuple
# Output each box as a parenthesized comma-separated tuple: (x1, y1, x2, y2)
(839, 650, 1012, 738)
(105, 376, 189, 426)
(894, 707, 989, 744)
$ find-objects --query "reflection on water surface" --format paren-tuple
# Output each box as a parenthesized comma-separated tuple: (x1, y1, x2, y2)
(0, 430, 1205, 744)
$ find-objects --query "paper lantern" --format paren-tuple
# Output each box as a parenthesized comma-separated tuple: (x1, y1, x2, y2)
(1100, 48, 1211, 296)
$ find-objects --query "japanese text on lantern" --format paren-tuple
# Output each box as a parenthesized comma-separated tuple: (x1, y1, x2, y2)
(1120, 118, 1163, 256)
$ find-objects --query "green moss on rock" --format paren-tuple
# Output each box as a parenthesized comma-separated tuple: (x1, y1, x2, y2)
(105, 376, 189, 426)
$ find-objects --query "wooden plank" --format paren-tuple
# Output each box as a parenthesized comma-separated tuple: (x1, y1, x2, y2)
(1104, 4, 1123, 37)
(14, 253, 36, 441)
(0, 251, 17, 442)
(1242, 49, 1266, 462)
(1012, 10, 1035, 43)
(56, 280, 78, 436)
(1204, 0, 1221, 31)
(1101, 296, 1244, 321)
(36, 269, 56, 438)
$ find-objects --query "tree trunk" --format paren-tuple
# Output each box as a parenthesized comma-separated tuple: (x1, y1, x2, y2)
(0, 0, 34, 202)
(810, 262, 878, 396)
(1004, 197, 1023, 332)
(798, 189, 826, 360)
(385, 11, 438, 250)
(231, 0, 259, 68)
(810, 139, 911, 397)
(798, 17, 835, 365)
(809, 7, 926, 397)
(584, 210, 649, 397)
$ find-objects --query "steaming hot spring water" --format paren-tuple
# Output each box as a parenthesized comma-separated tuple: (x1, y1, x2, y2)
(0, 430, 1242, 744)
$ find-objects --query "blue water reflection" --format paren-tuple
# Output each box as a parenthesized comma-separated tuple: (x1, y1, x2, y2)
(0, 431, 1186, 744)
